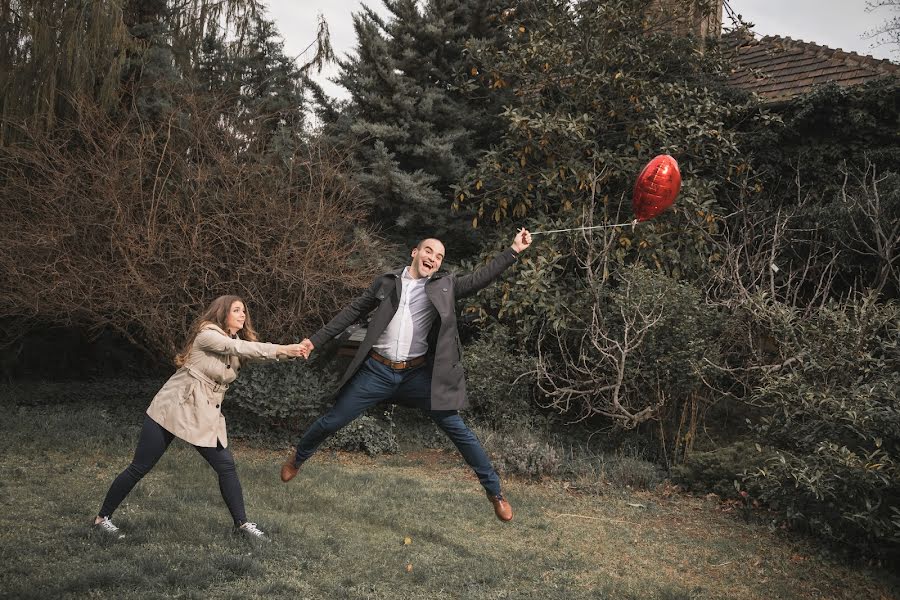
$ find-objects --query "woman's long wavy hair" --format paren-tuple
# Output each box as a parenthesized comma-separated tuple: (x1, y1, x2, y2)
(174, 295, 259, 367)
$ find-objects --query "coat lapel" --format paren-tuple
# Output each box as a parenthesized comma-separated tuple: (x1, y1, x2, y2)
(425, 272, 451, 315)
(393, 275, 402, 302)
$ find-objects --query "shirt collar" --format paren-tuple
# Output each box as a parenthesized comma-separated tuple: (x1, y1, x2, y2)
(401, 266, 430, 283)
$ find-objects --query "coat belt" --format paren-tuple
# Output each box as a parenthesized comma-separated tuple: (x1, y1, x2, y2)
(186, 366, 229, 392)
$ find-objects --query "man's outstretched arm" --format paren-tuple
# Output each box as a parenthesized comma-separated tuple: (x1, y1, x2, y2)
(298, 278, 383, 358)
(456, 228, 532, 299)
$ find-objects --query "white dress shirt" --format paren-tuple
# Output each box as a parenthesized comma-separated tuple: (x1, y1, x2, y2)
(372, 267, 437, 361)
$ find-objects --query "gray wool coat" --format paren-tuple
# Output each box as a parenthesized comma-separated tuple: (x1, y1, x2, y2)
(310, 247, 519, 410)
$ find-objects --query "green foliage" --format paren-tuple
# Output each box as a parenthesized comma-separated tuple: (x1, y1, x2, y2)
(592, 451, 663, 491)
(804, 167, 899, 296)
(477, 423, 664, 488)
(0, 1, 294, 144)
(748, 79, 900, 204)
(196, 15, 310, 158)
(739, 295, 900, 553)
(672, 440, 768, 498)
(750, 443, 899, 550)
(462, 323, 534, 429)
(0, 0, 131, 143)
(227, 359, 336, 429)
(611, 266, 725, 408)
(324, 414, 400, 456)
(475, 425, 562, 479)
(457, 0, 764, 297)
(1, 377, 162, 408)
(517, 265, 725, 460)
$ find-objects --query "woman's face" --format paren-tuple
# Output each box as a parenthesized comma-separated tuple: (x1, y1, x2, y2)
(225, 301, 246, 335)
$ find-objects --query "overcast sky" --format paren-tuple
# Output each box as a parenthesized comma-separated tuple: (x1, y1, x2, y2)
(265, 0, 897, 102)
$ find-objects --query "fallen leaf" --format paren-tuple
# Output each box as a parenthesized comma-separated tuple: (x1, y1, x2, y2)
(403, 537, 412, 546)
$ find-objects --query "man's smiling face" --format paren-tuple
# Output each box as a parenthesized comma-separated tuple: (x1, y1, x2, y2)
(409, 238, 445, 279)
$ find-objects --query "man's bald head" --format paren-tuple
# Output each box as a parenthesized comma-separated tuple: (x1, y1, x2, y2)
(409, 238, 445, 279)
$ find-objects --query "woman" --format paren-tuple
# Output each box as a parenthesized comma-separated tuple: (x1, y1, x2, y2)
(93, 295, 304, 540)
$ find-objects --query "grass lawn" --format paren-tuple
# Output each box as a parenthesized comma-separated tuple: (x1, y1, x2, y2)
(1, 385, 897, 599)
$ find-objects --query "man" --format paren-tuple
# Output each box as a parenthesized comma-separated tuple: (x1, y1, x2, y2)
(281, 229, 532, 521)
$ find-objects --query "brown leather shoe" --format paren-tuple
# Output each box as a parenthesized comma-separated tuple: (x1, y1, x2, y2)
(489, 494, 513, 522)
(280, 452, 301, 482)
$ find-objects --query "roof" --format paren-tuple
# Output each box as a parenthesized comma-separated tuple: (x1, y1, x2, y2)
(722, 30, 900, 103)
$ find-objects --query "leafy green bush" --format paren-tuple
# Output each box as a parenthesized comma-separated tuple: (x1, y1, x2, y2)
(740, 295, 900, 554)
(463, 324, 535, 430)
(323, 414, 399, 456)
(0, 377, 164, 407)
(227, 358, 336, 429)
(598, 452, 664, 491)
(800, 168, 900, 297)
(456, 0, 767, 338)
(517, 265, 726, 465)
(672, 440, 767, 498)
(385, 406, 456, 450)
(611, 266, 725, 414)
(477, 423, 663, 490)
(475, 425, 561, 479)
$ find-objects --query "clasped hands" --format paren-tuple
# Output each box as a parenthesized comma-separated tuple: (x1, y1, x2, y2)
(280, 339, 313, 359)
(297, 339, 314, 359)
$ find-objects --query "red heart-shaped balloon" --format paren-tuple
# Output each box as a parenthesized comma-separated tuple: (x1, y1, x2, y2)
(632, 155, 681, 222)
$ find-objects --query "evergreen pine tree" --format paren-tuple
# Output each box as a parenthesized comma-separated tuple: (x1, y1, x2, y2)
(317, 0, 513, 253)
(196, 15, 309, 160)
(121, 0, 180, 122)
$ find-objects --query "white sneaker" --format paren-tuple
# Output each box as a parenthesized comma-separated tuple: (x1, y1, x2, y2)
(94, 516, 124, 539)
(237, 521, 268, 541)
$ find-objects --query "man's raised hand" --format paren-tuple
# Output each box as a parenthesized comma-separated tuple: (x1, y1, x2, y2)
(511, 228, 532, 253)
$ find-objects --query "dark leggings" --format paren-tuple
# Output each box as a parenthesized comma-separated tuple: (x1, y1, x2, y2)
(99, 415, 247, 525)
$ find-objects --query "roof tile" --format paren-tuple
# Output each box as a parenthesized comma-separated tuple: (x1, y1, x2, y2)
(723, 30, 899, 102)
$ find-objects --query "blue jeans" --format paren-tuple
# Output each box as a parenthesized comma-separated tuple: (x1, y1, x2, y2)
(294, 357, 502, 496)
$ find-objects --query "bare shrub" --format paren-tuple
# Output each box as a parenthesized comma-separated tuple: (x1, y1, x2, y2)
(535, 270, 665, 429)
(535, 264, 725, 449)
(710, 181, 840, 316)
(709, 159, 898, 313)
(837, 161, 899, 297)
(0, 95, 382, 362)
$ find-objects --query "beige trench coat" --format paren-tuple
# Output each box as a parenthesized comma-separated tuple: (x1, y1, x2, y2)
(146, 323, 281, 448)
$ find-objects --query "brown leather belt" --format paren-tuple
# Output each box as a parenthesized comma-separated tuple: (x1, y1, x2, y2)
(368, 350, 426, 370)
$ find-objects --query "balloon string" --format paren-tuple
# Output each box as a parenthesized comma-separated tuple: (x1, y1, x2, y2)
(531, 220, 638, 235)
